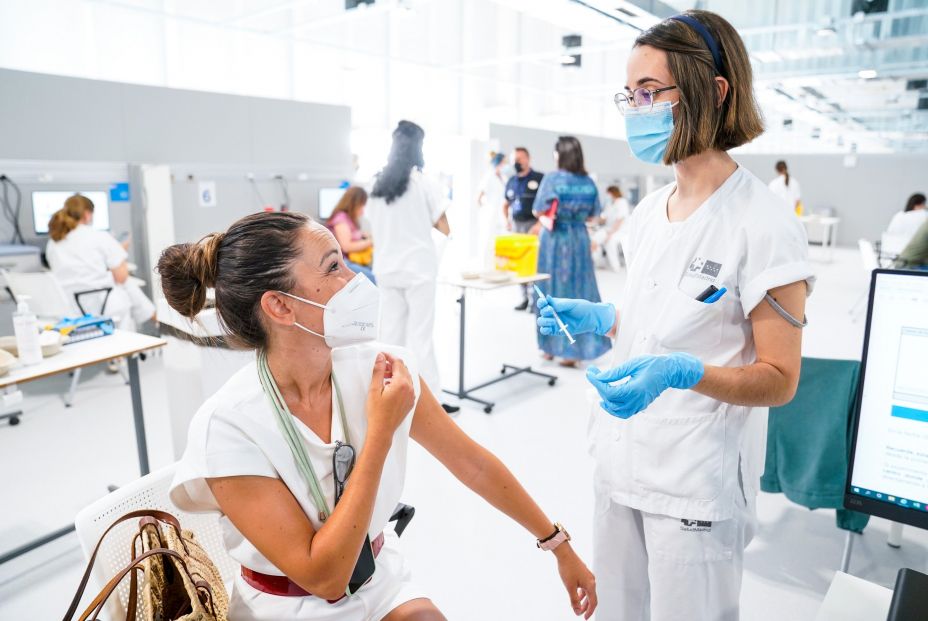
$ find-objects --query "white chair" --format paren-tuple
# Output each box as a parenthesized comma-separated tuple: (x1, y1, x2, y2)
(1, 269, 79, 320)
(74, 463, 237, 621)
(850, 239, 880, 321)
(881, 232, 909, 264)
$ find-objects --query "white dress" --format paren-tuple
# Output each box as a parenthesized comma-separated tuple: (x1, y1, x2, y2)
(591, 166, 816, 620)
(367, 170, 447, 394)
(45, 224, 155, 327)
(886, 210, 928, 248)
(477, 169, 507, 269)
(170, 343, 427, 621)
(767, 174, 801, 211)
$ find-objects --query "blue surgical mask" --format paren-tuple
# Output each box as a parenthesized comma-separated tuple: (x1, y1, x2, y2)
(625, 101, 677, 165)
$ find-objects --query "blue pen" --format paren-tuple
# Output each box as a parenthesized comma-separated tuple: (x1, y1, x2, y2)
(704, 287, 727, 304)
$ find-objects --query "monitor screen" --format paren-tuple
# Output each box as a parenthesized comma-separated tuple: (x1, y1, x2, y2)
(32, 191, 110, 235)
(846, 269, 928, 529)
(318, 187, 345, 221)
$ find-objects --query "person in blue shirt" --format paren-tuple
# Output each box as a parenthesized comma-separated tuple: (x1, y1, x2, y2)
(533, 136, 612, 367)
(503, 147, 545, 310)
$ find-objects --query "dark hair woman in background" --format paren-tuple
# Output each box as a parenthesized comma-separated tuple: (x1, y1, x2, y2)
(532, 136, 612, 368)
(366, 120, 457, 413)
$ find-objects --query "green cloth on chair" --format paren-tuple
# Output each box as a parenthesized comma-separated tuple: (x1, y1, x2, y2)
(761, 357, 871, 533)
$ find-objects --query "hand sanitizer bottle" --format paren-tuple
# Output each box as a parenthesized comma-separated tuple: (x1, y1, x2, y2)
(13, 297, 42, 366)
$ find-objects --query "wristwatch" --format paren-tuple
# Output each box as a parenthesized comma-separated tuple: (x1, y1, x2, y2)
(536, 522, 571, 552)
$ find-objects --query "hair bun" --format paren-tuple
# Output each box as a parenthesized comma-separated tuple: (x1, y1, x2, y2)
(156, 232, 224, 319)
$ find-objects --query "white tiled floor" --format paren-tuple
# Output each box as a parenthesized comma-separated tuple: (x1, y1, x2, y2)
(1, 246, 926, 620)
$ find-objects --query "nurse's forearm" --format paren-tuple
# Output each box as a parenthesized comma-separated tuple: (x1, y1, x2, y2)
(693, 362, 797, 407)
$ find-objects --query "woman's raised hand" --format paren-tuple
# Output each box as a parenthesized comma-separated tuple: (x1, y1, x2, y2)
(366, 352, 416, 441)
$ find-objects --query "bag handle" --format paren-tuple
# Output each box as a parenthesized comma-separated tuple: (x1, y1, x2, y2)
(63, 509, 187, 621)
(77, 547, 190, 621)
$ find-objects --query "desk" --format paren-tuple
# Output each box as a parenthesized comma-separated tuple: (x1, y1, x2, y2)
(0, 330, 167, 565)
(815, 572, 892, 620)
(440, 273, 557, 413)
(799, 215, 841, 262)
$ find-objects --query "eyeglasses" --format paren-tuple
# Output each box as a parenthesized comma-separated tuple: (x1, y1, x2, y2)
(333, 441, 356, 503)
(613, 86, 678, 115)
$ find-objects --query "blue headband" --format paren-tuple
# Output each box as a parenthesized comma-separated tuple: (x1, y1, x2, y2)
(669, 14, 723, 75)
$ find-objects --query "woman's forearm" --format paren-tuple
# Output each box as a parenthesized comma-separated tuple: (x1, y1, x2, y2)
(694, 362, 798, 407)
(456, 444, 555, 541)
(302, 435, 391, 597)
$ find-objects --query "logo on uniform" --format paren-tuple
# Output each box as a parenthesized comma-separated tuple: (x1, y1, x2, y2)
(686, 257, 722, 282)
(680, 519, 712, 532)
(527, 180, 539, 190)
(507, 189, 515, 199)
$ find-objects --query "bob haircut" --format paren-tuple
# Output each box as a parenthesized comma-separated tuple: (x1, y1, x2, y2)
(634, 9, 764, 164)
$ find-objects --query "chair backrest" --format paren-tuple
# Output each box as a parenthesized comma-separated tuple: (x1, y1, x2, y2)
(881, 232, 910, 257)
(858, 238, 880, 274)
(1, 270, 77, 320)
(73, 463, 238, 621)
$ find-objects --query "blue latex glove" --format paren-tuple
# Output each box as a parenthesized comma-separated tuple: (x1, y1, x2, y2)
(536, 296, 616, 337)
(586, 353, 704, 419)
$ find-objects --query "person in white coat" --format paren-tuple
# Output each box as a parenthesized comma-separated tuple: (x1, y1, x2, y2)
(538, 11, 814, 620)
(768, 160, 801, 213)
(156, 211, 596, 621)
(475, 152, 508, 270)
(591, 185, 631, 272)
(46, 194, 155, 330)
(886, 192, 927, 248)
(366, 121, 460, 414)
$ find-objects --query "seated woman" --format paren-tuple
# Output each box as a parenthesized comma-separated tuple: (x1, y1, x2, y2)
(46, 194, 156, 330)
(886, 193, 927, 249)
(327, 186, 376, 283)
(157, 211, 597, 621)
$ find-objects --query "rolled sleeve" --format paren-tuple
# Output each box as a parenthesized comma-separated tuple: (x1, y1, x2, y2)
(170, 410, 278, 513)
(740, 261, 815, 319)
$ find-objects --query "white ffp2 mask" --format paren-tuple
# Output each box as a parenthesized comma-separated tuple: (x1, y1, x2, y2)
(278, 272, 380, 348)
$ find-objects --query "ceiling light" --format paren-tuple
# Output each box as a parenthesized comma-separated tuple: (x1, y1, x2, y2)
(858, 69, 878, 79)
(816, 26, 837, 36)
(559, 55, 578, 65)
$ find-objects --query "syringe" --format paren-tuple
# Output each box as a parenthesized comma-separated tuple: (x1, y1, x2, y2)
(534, 284, 576, 345)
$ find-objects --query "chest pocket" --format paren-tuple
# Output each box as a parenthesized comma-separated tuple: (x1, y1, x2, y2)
(650, 285, 725, 354)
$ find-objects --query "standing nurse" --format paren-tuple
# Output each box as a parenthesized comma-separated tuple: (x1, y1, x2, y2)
(538, 10, 814, 620)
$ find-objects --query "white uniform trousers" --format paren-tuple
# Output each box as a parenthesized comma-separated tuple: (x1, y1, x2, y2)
(379, 279, 441, 395)
(593, 486, 756, 621)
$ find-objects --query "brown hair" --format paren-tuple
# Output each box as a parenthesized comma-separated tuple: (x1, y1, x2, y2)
(634, 9, 764, 164)
(555, 136, 587, 175)
(48, 194, 94, 242)
(606, 185, 623, 198)
(906, 193, 926, 213)
(327, 186, 368, 228)
(156, 211, 309, 350)
(775, 160, 790, 187)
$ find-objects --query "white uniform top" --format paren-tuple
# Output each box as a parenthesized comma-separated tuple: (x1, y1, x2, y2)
(45, 224, 126, 291)
(592, 166, 815, 522)
(170, 342, 421, 576)
(367, 169, 447, 287)
(602, 197, 631, 228)
(767, 174, 801, 211)
(886, 209, 928, 247)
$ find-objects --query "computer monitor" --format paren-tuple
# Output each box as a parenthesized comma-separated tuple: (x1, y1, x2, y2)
(32, 191, 110, 235)
(846, 269, 928, 530)
(318, 187, 346, 221)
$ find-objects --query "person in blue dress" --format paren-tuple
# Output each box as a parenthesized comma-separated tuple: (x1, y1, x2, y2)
(534, 136, 612, 367)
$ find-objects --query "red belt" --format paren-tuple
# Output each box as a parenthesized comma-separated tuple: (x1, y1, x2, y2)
(241, 532, 385, 603)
